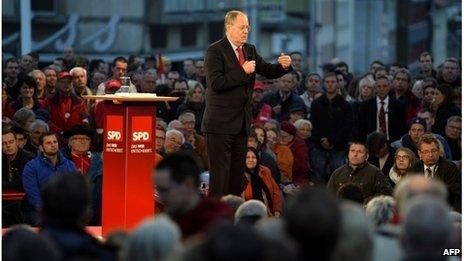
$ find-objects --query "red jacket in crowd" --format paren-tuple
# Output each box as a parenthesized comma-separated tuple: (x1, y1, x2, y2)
(43, 93, 89, 134)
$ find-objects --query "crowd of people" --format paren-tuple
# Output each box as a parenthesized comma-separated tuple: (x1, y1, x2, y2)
(1, 42, 462, 260)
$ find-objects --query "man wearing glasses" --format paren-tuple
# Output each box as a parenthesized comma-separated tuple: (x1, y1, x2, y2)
(410, 134, 461, 212)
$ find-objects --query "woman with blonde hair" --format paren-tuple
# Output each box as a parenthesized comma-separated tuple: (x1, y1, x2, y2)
(357, 75, 376, 102)
(176, 80, 205, 132)
(389, 147, 418, 185)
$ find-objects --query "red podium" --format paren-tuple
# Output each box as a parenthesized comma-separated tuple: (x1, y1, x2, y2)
(84, 94, 177, 236)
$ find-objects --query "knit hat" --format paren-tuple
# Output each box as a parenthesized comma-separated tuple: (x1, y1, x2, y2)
(410, 117, 427, 130)
(280, 121, 297, 136)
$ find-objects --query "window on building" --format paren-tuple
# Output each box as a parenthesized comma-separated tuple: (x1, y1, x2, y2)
(209, 22, 224, 42)
(181, 24, 197, 47)
(31, 0, 56, 15)
(150, 25, 168, 49)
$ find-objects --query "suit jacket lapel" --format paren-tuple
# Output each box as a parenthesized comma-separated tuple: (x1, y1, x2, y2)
(221, 37, 241, 66)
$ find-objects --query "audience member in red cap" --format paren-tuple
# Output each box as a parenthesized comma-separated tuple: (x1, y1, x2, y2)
(91, 79, 121, 133)
(252, 81, 273, 125)
(280, 121, 311, 186)
(43, 71, 90, 136)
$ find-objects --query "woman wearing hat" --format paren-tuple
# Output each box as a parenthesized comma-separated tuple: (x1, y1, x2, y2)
(243, 147, 282, 217)
(279, 121, 311, 186)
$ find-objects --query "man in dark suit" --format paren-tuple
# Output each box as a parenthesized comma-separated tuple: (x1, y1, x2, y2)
(410, 134, 461, 212)
(202, 10, 291, 197)
(358, 75, 407, 143)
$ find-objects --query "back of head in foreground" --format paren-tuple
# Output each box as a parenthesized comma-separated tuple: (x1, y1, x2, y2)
(3, 225, 60, 261)
(393, 174, 447, 217)
(234, 199, 268, 226)
(400, 195, 453, 258)
(122, 214, 182, 261)
(284, 186, 341, 261)
(41, 171, 91, 228)
(332, 201, 375, 261)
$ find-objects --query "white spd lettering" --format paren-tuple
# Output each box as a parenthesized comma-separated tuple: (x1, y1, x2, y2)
(107, 131, 121, 140)
(132, 132, 149, 141)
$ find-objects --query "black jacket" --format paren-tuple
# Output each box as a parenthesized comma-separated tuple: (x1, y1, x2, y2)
(2, 148, 34, 190)
(410, 157, 461, 212)
(310, 94, 353, 151)
(432, 102, 460, 134)
(201, 37, 289, 135)
(357, 97, 407, 142)
(327, 162, 392, 203)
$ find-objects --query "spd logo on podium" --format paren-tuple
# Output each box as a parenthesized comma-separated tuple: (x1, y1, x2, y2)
(106, 115, 123, 142)
(131, 116, 152, 142)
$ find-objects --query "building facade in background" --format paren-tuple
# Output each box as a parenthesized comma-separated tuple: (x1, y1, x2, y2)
(2, 0, 461, 73)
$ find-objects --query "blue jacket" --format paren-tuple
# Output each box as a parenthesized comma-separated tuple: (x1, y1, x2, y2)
(22, 151, 77, 209)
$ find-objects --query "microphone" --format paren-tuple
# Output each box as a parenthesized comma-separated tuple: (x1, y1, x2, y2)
(243, 45, 254, 61)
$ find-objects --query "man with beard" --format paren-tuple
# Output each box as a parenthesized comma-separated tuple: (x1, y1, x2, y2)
(22, 132, 76, 224)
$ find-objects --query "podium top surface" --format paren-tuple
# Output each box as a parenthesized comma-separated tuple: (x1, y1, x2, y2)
(82, 94, 178, 102)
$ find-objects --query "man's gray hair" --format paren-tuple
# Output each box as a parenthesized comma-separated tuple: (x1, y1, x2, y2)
(224, 10, 246, 33)
(166, 129, 185, 144)
(400, 195, 452, 254)
(365, 195, 396, 227)
(178, 112, 196, 123)
(393, 175, 448, 215)
(447, 115, 461, 124)
(234, 199, 267, 224)
(29, 69, 45, 79)
(69, 67, 87, 78)
(293, 119, 312, 130)
(13, 108, 35, 126)
(29, 119, 50, 133)
(122, 214, 182, 261)
(332, 201, 374, 261)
